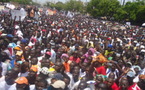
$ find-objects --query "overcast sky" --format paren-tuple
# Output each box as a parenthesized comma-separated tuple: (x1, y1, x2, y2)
(33, 0, 133, 5)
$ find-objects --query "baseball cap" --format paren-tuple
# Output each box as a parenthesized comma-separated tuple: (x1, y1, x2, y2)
(15, 77, 28, 85)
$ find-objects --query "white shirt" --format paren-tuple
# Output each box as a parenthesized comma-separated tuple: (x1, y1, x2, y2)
(0, 62, 8, 76)
(0, 80, 16, 90)
(30, 84, 36, 90)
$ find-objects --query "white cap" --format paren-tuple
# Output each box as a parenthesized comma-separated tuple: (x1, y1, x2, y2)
(140, 45, 145, 49)
(15, 25, 20, 29)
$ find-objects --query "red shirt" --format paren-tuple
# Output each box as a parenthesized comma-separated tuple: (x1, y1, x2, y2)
(111, 82, 119, 90)
(95, 66, 106, 75)
(128, 83, 141, 90)
(69, 56, 80, 63)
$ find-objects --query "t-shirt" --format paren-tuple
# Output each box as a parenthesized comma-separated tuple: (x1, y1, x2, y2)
(69, 56, 80, 63)
(128, 83, 141, 90)
(111, 82, 119, 90)
(63, 61, 71, 72)
(0, 80, 16, 90)
(95, 66, 106, 75)
(29, 84, 36, 90)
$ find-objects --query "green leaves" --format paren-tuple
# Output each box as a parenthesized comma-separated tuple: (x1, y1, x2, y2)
(87, 0, 120, 17)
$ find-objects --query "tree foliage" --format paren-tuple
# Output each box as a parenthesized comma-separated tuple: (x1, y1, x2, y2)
(47, 0, 85, 12)
(87, 0, 145, 25)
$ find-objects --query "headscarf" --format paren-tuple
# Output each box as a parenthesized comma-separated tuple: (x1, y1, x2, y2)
(61, 53, 69, 59)
(84, 48, 96, 62)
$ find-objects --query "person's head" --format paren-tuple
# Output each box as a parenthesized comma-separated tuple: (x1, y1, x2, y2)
(16, 77, 29, 90)
(73, 66, 80, 71)
(5, 70, 14, 80)
(54, 61, 63, 72)
(119, 79, 129, 90)
(47, 43, 51, 49)
(95, 75, 103, 85)
(41, 58, 50, 68)
(12, 67, 20, 79)
(21, 62, 29, 73)
(72, 69, 79, 82)
(106, 78, 114, 87)
(51, 78, 57, 84)
(96, 83, 108, 90)
(35, 79, 48, 90)
(5, 70, 18, 85)
(31, 57, 38, 65)
(61, 54, 69, 62)
(28, 67, 37, 77)
(108, 72, 115, 79)
(63, 75, 70, 86)
(45, 50, 51, 59)
(140, 61, 145, 69)
(81, 76, 89, 82)
(138, 74, 145, 88)
(78, 82, 87, 90)
(30, 50, 35, 58)
(88, 48, 95, 55)
(35, 75, 43, 85)
(81, 62, 88, 72)
(73, 51, 78, 58)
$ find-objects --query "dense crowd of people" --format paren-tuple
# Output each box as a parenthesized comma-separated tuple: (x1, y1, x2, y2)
(0, 5, 145, 90)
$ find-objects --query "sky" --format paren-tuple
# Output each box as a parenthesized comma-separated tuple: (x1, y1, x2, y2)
(33, 0, 133, 5)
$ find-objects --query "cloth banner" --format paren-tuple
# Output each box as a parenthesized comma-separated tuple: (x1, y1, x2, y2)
(11, 9, 27, 21)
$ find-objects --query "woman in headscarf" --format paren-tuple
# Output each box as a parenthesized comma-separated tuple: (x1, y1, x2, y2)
(83, 48, 96, 63)
(61, 53, 71, 72)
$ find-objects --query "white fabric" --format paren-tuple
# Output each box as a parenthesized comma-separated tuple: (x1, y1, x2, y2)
(30, 84, 36, 90)
(1, 62, 8, 76)
(0, 80, 16, 90)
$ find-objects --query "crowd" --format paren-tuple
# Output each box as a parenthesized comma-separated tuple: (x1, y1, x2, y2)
(0, 5, 145, 90)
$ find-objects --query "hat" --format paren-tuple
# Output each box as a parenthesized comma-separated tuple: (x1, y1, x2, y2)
(30, 66, 38, 72)
(127, 62, 132, 66)
(108, 44, 113, 48)
(61, 54, 69, 59)
(15, 25, 20, 29)
(46, 51, 51, 56)
(139, 75, 145, 79)
(7, 34, 13, 38)
(40, 67, 49, 75)
(141, 49, 145, 53)
(21, 39, 27, 43)
(52, 73, 64, 80)
(127, 71, 135, 77)
(16, 51, 23, 56)
(140, 45, 145, 49)
(42, 29, 46, 32)
(15, 77, 28, 85)
(1, 34, 7, 36)
(14, 46, 21, 51)
(51, 80, 66, 89)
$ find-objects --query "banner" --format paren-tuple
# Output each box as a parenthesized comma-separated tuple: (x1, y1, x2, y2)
(46, 9, 56, 15)
(2, 9, 10, 14)
(11, 9, 27, 21)
(0, 5, 4, 11)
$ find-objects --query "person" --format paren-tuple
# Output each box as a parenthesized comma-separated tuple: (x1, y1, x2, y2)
(0, 70, 17, 90)
(48, 80, 66, 90)
(106, 78, 119, 90)
(69, 51, 81, 63)
(96, 83, 108, 90)
(15, 77, 29, 90)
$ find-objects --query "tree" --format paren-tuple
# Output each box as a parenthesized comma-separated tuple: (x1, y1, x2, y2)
(10, 0, 32, 4)
(87, 0, 120, 17)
